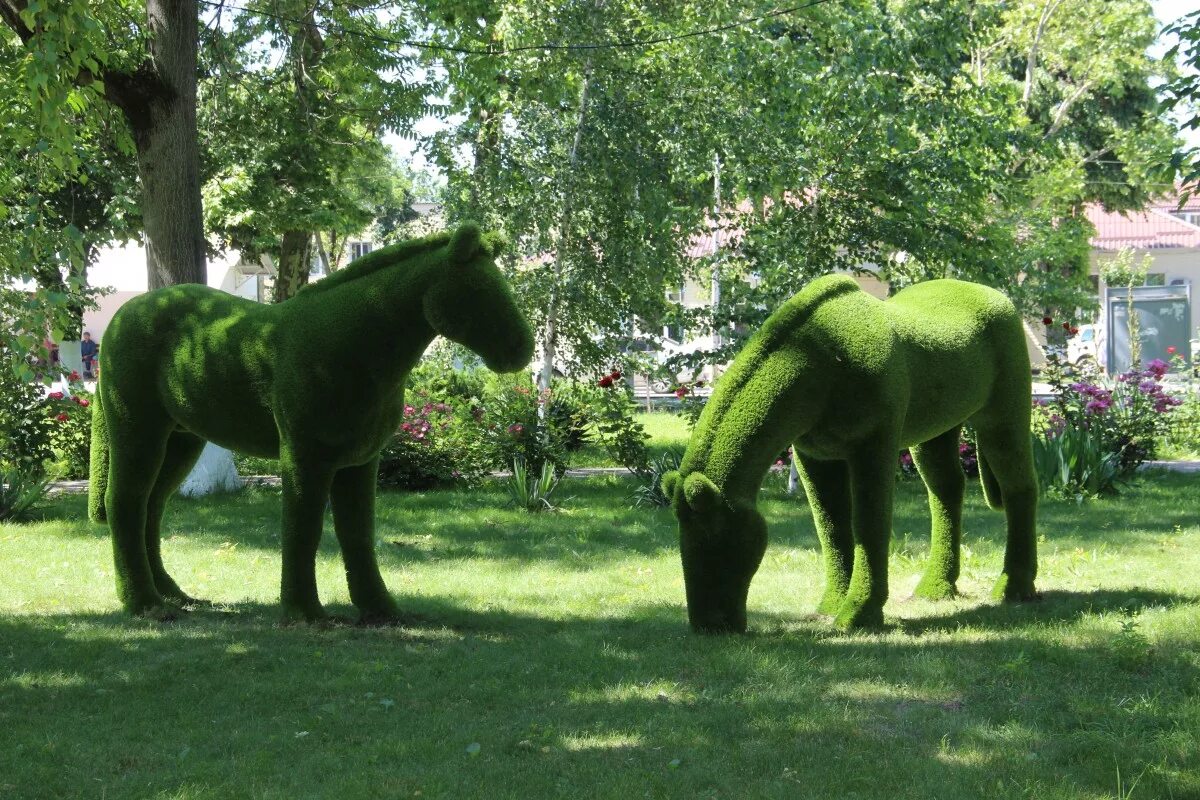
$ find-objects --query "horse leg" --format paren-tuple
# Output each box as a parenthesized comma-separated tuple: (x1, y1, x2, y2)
(145, 430, 207, 606)
(911, 426, 965, 600)
(279, 448, 334, 622)
(836, 441, 897, 630)
(106, 420, 173, 617)
(976, 422, 1039, 602)
(331, 458, 400, 625)
(795, 454, 853, 616)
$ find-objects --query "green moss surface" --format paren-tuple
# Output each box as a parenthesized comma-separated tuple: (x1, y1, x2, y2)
(666, 276, 1038, 632)
(89, 223, 534, 620)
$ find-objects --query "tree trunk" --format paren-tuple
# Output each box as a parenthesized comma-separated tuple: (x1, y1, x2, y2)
(272, 229, 312, 303)
(539, 68, 593, 391)
(108, 0, 206, 288)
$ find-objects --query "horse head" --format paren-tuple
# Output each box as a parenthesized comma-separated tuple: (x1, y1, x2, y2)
(662, 470, 768, 634)
(424, 222, 535, 374)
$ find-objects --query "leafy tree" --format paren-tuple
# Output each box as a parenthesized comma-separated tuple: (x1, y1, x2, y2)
(199, 0, 425, 301)
(1163, 9, 1200, 202)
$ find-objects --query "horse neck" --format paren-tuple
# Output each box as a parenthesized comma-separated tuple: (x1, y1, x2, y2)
(682, 352, 822, 503)
(290, 258, 440, 382)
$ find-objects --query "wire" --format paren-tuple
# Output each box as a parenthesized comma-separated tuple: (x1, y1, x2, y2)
(197, 0, 839, 57)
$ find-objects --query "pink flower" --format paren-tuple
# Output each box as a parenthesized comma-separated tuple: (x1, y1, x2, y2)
(404, 405, 416, 415)
(68, 371, 80, 381)
(48, 391, 64, 400)
(1167, 346, 1177, 355)
(55, 412, 69, 422)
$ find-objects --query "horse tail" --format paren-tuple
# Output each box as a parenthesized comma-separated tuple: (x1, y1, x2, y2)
(88, 379, 109, 523)
(977, 447, 1003, 510)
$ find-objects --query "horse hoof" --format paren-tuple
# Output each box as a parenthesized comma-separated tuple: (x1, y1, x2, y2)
(913, 578, 958, 601)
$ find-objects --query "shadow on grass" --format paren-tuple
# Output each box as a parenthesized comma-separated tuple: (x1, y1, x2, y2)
(2, 583, 1198, 799)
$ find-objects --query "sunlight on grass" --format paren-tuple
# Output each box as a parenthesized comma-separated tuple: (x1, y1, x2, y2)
(1, 473, 1199, 798)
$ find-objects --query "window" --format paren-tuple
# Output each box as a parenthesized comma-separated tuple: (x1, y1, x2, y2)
(350, 241, 373, 260)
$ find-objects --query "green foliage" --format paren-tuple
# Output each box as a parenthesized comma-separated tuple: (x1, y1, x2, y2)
(377, 395, 492, 491)
(1033, 355, 1183, 499)
(0, 355, 53, 472)
(590, 380, 651, 478)
(478, 373, 568, 476)
(0, 462, 49, 522)
(90, 224, 533, 620)
(667, 277, 1038, 632)
(1032, 423, 1123, 501)
(631, 447, 683, 509)
(45, 387, 92, 479)
(505, 457, 562, 513)
(1163, 10, 1200, 204)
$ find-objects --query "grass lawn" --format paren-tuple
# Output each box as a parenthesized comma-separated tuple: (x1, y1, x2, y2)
(570, 411, 692, 468)
(2, 471, 1199, 799)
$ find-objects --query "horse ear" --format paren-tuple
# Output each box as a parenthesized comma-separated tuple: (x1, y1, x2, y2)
(683, 472, 722, 515)
(661, 470, 682, 500)
(449, 222, 484, 262)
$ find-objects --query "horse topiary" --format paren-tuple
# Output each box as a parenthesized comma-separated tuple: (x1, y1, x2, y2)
(89, 223, 534, 622)
(663, 275, 1038, 633)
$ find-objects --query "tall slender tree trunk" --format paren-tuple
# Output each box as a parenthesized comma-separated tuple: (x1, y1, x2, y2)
(539, 68, 593, 391)
(710, 151, 723, 381)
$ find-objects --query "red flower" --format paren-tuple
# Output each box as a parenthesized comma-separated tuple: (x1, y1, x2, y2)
(1062, 322, 1071, 331)
(75, 397, 90, 407)
(674, 386, 688, 399)
(1167, 346, 1177, 355)
(694, 380, 705, 388)
(68, 371, 81, 381)
(598, 375, 614, 388)
(610, 370, 622, 380)
(1042, 317, 1053, 326)
(48, 391, 64, 400)
(55, 412, 69, 422)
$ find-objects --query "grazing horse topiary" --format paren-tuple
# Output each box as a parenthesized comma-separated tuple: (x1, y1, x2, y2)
(663, 275, 1038, 633)
(89, 223, 534, 622)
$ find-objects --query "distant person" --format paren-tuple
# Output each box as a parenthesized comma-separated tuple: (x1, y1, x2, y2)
(81, 332, 98, 379)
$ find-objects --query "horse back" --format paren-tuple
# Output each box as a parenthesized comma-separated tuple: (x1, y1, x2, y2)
(102, 285, 281, 455)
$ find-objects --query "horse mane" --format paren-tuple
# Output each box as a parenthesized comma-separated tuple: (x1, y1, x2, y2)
(295, 230, 452, 297)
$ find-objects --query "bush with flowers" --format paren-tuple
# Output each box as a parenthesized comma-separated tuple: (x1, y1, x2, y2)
(1034, 351, 1182, 497)
(44, 382, 93, 479)
(377, 391, 493, 490)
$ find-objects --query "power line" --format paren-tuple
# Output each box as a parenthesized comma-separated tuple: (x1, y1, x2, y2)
(197, 0, 839, 57)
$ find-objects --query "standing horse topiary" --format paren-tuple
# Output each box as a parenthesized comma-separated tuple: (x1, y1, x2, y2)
(89, 223, 534, 622)
(663, 275, 1038, 633)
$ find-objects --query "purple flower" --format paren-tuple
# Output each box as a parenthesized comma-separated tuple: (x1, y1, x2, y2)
(1144, 359, 1169, 378)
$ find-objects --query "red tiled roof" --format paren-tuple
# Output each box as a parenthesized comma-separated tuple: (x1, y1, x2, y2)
(1086, 204, 1200, 251)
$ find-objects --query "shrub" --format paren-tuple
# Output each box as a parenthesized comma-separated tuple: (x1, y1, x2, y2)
(505, 457, 562, 512)
(1031, 422, 1123, 499)
(1033, 353, 1182, 497)
(592, 370, 651, 477)
(0, 463, 50, 522)
(377, 395, 492, 490)
(0, 351, 54, 472)
(45, 388, 93, 479)
(1159, 392, 1200, 459)
(631, 447, 683, 508)
(478, 373, 568, 475)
